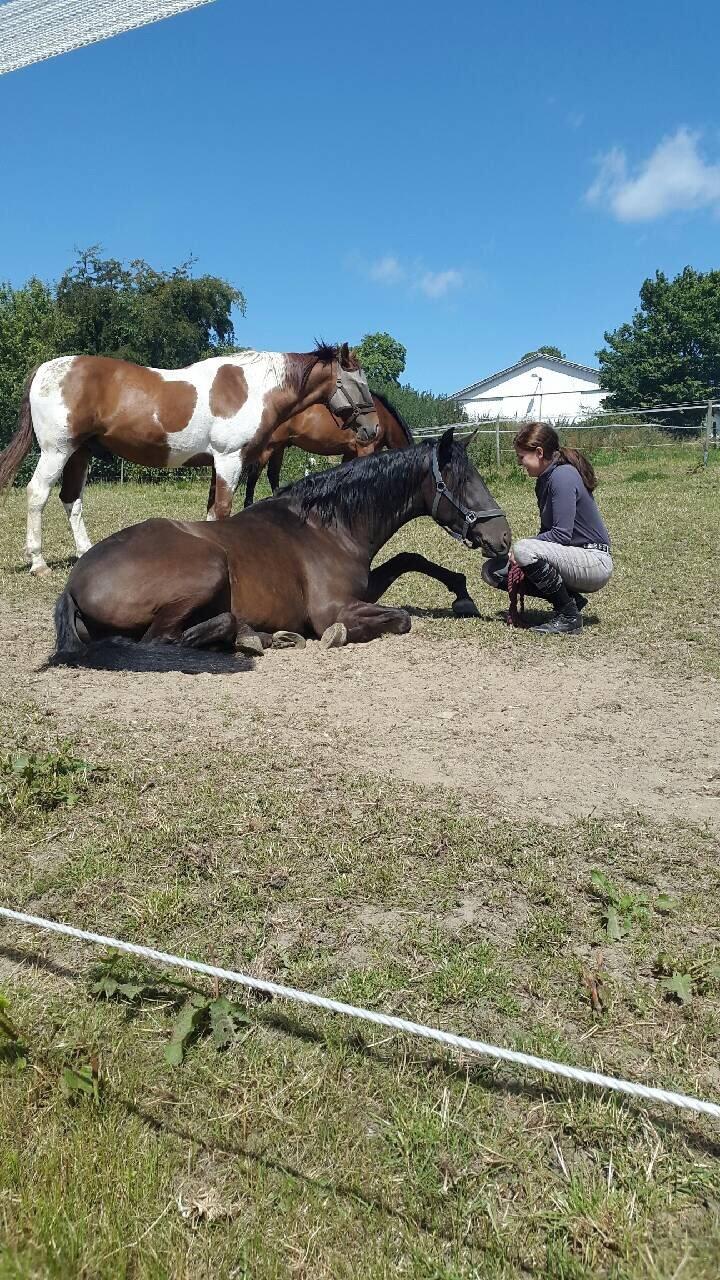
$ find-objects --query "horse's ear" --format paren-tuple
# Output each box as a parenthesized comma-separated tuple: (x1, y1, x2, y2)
(437, 427, 454, 469)
(339, 341, 351, 369)
(462, 428, 478, 450)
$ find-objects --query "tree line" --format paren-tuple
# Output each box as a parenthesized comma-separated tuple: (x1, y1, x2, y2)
(2, 248, 718, 460)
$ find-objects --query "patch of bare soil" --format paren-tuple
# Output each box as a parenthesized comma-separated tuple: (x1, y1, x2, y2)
(3, 606, 719, 827)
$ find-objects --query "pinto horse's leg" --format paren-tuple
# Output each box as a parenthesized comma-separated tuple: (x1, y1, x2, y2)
(59, 447, 92, 559)
(319, 599, 412, 646)
(26, 447, 72, 576)
(207, 451, 242, 520)
(366, 552, 479, 617)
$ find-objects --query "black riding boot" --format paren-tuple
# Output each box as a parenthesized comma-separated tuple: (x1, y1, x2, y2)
(522, 558, 582, 635)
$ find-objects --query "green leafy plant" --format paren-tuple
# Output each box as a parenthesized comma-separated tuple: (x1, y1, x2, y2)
(61, 1061, 101, 1104)
(589, 870, 648, 941)
(165, 994, 251, 1066)
(0, 744, 91, 819)
(89, 954, 252, 1065)
(0, 992, 27, 1068)
(654, 952, 720, 1006)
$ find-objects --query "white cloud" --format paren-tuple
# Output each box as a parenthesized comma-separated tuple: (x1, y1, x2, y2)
(369, 254, 405, 285)
(418, 268, 464, 298)
(362, 254, 464, 299)
(586, 128, 720, 221)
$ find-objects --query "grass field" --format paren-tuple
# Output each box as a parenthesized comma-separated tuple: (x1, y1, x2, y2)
(0, 445, 719, 1279)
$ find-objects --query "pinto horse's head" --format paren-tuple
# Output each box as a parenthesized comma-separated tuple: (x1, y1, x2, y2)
(327, 343, 379, 444)
(425, 428, 512, 557)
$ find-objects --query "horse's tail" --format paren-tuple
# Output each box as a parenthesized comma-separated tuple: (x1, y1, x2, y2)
(48, 600, 251, 675)
(50, 590, 88, 664)
(0, 365, 40, 493)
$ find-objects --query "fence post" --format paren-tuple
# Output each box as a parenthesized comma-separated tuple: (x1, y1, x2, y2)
(495, 420, 501, 468)
(704, 401, 712, 468)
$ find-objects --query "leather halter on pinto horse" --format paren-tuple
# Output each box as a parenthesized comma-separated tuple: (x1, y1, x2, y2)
(51, 428, 511, 667)
(240, 390, 415, 508)
(0, 342, 379, 577)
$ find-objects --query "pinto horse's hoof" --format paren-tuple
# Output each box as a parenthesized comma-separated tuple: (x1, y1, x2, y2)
(30, 562, 52, 578)
(272, 630, 306, 650)
(452, 595, 480, 618)
(320, 622, 347, 649)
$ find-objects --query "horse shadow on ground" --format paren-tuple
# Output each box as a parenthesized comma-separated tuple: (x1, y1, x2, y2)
(2, 943, 717, 1167)
(7, 555, 77, 576)
(38, 641, 255, 676)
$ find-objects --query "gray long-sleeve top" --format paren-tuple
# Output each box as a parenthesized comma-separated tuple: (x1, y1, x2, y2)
(535, 461, 611, 548)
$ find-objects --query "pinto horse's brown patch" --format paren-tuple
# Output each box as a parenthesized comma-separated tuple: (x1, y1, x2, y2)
(209, 364, 249, 419)
(63, 356, 198, 466)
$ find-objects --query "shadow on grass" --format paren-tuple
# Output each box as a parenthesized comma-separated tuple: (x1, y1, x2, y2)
(6, 555, 77, 576)
(4, 943, 719, 1162)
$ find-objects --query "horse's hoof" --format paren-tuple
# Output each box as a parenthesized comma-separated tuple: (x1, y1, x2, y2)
(30, 562, 52, 578)
(320, 622, 347, 649)
(236, 633, 265, 657)
(452, 596, 480, 618)
(272, 630, 306, 650)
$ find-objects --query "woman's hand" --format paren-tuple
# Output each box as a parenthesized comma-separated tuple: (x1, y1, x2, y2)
(508, 549, 516, 566)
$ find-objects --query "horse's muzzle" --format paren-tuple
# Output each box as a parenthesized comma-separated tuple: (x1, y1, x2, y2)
(354, 417, 380, 445)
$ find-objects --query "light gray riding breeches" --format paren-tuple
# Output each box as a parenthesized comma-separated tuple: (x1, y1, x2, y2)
(512, 538, 614, 594)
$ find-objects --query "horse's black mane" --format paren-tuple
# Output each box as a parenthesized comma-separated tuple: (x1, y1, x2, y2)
(370, 388, 414, 444)
(280, 439, 471, 528)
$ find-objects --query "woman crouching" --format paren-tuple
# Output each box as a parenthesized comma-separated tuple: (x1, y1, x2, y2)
(483, 422, 613, 635)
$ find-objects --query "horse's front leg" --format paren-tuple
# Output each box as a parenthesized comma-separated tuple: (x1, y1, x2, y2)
(267, 446, 286, 493)
(206, 465, 217, 517)
(366, 552, 479, 617)
(315, 599, 412, 647)
(207, 451, 242, 520)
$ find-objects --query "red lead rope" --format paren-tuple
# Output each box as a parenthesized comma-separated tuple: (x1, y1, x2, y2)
(507, 562, 526, 627)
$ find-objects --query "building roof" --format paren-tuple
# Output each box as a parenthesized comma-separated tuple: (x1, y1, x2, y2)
(453, 354, 600, 400)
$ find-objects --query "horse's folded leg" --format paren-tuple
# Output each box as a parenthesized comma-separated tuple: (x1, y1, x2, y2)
(234, 620, 266, 657)
(329, 602, 411, 645)
(181, 612, 238, 651)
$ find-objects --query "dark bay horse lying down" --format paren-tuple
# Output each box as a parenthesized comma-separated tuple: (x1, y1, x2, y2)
(52, 429, 511, 665)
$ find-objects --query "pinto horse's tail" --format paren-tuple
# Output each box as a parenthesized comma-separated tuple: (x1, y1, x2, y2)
(48, 592, 251, 674)
(0, 366, 40, 493)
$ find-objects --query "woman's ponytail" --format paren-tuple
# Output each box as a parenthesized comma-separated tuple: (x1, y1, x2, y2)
(514, 422, 598, 492)
(557, 445, 597, 492)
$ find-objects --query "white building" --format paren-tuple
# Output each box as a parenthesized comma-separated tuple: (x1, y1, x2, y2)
(453, 354, 605, 423)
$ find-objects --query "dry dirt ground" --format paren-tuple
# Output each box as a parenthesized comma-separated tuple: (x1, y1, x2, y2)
(3, 598, 718, 830)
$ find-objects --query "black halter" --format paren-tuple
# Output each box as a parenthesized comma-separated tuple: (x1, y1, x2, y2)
(430, 443, 505, 547)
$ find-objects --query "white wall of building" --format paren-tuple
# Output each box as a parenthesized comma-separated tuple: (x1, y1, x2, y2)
(457, 358, 605, 423)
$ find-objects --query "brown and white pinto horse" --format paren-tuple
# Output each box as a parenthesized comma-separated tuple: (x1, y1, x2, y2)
(0, 342, 378, 576)
(240, 390, 414, 507)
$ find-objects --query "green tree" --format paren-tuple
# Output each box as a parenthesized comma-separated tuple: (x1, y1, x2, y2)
(597, 267, 720, 410)
(0, 277, 65, 450)
(56, 246, 246, 367)
(520, 345, 565, 361)
(355, 331, 406, 384)
(370, 378, 466, 431)
(0, 248, 246, 451)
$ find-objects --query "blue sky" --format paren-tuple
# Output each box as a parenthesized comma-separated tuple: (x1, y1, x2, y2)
(1, 0, 719, 393)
